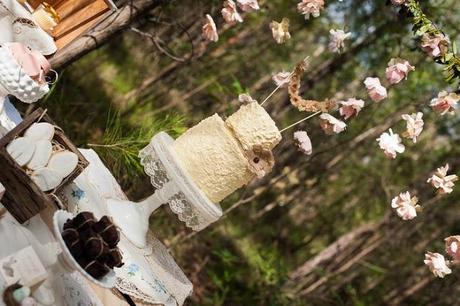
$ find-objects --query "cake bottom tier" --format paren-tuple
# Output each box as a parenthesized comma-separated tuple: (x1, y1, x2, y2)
(172, 114, 253, 203)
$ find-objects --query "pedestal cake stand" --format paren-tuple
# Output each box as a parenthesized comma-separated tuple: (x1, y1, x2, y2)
(107, 132, 223, 248)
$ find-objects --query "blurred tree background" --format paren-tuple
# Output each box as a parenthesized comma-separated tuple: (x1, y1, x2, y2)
(33, 0, 460, 304)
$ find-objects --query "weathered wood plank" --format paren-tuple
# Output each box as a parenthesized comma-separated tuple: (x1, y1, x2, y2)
(53, 0, 109, 38)
(50, 0, 161, 69)
(0, 147, 50, 223)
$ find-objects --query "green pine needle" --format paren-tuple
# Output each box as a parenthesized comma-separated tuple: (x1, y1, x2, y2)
(89, 111, 185, 180)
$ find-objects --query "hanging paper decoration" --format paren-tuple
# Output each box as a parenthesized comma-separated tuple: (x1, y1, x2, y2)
(427, 164, 458, 195)
(328, 29, 351, 53)
(376, 129, 405, 159)
(288, 59, 337, 112)
(202, 14, 219, 42)
(390, 191, 420, 220)
(424, 252, 452, 278)
(401, 112, 424, 143)
(270, 18, 291, 44)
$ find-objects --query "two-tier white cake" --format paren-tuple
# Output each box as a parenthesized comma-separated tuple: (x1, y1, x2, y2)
(107, 100, 282, 248)
(172, 101, 282, 203)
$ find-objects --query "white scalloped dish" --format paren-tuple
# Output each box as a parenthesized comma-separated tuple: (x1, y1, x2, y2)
(52, 210, 116, 289)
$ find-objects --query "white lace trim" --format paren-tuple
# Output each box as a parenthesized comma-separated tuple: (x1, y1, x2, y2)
(139, 133, 223, 231)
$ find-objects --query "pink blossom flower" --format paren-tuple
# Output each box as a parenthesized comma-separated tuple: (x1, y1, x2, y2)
(297, 0, 324, 20)
(376, 129, 405, 159)
(202, 14, 219, 42)
(401, 112, 424, 143)
(364, 77, 387, 102)
(424, 252, 452, 278)
(238, 93, 257, 104)
(391, 191, 420, 220)
(319, 113, 347, 134)
(385, 58, 415, 85)
(391, 0, 406, 5)
(430, 91, 459, 115)
(269, 18, 291, 44)
(293, 130, 312, 155)
(328, 29, 351, 53)
(427, 164, 458, 194)
(339, 98, 365, 120)
(421, 33, 450, 58)
(272, 71, 292, 88)
(445, 236, 460, 261)
(236, 0, 259, 12)
(222, 0, 243, 25)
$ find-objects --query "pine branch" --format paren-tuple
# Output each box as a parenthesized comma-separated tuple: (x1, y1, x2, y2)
(88, 111, 184, 180)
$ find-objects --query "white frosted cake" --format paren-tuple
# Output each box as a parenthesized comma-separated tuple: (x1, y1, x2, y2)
(172, 101, 282, 203)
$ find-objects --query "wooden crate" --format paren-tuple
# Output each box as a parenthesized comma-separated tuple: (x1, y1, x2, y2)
(28, 0, 117, 50)
(0, 108, 89, 223)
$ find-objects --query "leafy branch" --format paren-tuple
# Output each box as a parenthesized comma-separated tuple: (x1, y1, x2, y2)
(89, 111, 185, 180)
(406, 0, 460, 84)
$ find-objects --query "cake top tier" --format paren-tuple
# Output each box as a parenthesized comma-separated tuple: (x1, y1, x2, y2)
(226, 101, 282, 152)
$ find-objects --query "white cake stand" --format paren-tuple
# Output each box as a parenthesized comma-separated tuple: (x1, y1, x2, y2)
(52, 210, 117, 289)
(107, 132, 223, 248)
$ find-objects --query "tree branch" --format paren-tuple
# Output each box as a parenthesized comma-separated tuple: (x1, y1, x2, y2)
(50, 0, 161, 69)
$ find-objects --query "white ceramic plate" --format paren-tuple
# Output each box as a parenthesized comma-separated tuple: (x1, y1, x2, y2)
(52, 210, 116, 289)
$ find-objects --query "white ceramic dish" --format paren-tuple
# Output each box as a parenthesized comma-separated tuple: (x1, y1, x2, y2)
(52, 210, 116, 289)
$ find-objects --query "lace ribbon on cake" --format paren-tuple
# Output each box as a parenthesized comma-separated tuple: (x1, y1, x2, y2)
(168, 192, 204, 230)
(139, 144, 170, 190)
(139, 136, 223, 231)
